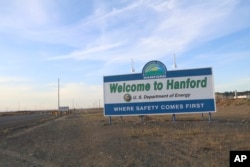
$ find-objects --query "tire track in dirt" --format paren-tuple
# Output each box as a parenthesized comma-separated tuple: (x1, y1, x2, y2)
(0, 116, 67, 167)
(0, 148, 58, 167)
(4, 116, 66, 140)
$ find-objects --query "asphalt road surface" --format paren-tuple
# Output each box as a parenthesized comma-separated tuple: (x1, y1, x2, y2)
(0, 113, 54, 131)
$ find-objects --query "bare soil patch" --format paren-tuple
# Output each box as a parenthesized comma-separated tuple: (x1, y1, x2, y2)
(0, 99, 249, 167)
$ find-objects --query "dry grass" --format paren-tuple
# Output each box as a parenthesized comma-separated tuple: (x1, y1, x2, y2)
(0, 99, 249, 167)
(102, 99, 249, 166)
(123, 126, 164, 138)
(216, 98, 250, 106)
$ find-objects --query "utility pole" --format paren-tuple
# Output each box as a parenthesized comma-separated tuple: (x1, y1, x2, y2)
(99, 99, 100, 109)
(131, 59, 135, 73)
(172, 54, 177, 122)
(58, 78, 60, 111)
(173, 54, 177, 69)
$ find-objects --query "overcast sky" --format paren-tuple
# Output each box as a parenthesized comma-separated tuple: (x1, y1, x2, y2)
(0, 0, 250, 111)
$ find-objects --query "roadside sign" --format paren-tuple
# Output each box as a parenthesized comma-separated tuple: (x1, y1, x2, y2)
(103, 60, 216, 116)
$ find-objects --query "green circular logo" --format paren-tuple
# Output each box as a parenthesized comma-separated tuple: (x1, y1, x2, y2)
(123, 94, 132, 102)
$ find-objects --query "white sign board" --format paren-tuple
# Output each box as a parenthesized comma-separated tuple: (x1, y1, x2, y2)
(59, 106, 69, 112)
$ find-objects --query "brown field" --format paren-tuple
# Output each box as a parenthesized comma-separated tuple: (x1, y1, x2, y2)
(0, 99, 249, 167)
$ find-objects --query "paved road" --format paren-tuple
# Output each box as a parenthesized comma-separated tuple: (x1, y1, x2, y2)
(0, 113, 54, 131)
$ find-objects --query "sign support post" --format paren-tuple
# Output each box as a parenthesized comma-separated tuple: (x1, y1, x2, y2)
(109, 116, 112, 125)
(140, 115, 144, 123)
(172, 114, 176, 122)
(208, 112, 212, 122)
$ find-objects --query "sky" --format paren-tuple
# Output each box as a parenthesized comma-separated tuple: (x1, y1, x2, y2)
(0, 0, 250, 111)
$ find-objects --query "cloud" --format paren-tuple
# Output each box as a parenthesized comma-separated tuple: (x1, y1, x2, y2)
(0, 76, 31, 85)
(1, 0, 248, 58)
(59, 82, 103, 107)
(215, 78, 250, 92)
(47, 42, 124, 61)
(0, 81, 103, 111)
(43, 0, 248, 64)
(0, 0, 52, 29)
(38, 0, 250, 83)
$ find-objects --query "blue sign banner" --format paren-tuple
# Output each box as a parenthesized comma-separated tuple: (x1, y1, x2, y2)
(104, 67, 212, 82)
(104, 99, 215, 116)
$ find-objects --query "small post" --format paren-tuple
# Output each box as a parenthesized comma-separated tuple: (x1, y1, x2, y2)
(172, 114, 176, 122)
(140, 115, 144, 123)
(201, 113, 204, 119)
(109, 116, 112, 125)
(208, 112, 212, 122)
(120, 116, 123, 121)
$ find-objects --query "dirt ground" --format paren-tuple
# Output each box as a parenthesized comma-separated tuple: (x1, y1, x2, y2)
(0, 99, 249, 167)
